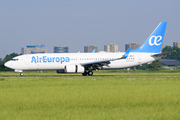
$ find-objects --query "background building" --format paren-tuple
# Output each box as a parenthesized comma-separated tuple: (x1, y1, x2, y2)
(173, 40, 180, 48)
(125, 43, 140, 51)
(21, 45, 47, 54)
(54, 46, 69, 53)
(84, 45, 98, 53)
(104, 44, 118, 52)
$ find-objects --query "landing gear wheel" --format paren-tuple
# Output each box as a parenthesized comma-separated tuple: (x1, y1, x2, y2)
(88, 71, 93, 76)
(82, 71, 88, 76)
(20, 72, 24, 76)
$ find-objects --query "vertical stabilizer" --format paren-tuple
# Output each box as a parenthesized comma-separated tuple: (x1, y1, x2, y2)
(130, 22, 167, 53)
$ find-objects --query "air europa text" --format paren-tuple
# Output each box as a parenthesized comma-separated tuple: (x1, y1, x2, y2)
(31, 56, 70, 64)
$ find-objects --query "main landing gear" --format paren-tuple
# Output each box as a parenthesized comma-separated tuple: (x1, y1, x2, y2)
(20, 72, 24, 76)
(82, 70, 93, 76)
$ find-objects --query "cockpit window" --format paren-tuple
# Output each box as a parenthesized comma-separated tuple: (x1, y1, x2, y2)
(11, 59, 19, 61)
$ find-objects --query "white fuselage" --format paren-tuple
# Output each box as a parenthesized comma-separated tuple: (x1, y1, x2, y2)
(5, 52, 160, 71)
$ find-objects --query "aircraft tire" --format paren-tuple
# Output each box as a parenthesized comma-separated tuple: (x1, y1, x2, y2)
(88, 71, 93, 76)
(20, 72, 24, 76)
(82, 71, 88, 76)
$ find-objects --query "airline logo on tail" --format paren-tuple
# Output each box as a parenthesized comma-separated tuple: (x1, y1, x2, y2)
(130, 22, 167, 53)
(149, 35, 162, 46)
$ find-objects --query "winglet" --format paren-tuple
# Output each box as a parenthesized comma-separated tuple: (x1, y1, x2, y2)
(92, 49, 96, 53)
(121, 47, 131, 59)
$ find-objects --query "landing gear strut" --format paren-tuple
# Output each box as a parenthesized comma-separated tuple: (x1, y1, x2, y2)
(82, 70, 93, 76)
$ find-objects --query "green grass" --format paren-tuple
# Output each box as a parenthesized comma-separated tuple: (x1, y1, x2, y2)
(0, 76, 180, 120)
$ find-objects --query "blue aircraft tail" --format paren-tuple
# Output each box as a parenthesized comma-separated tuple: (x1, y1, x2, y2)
(130, 22, 167, 53)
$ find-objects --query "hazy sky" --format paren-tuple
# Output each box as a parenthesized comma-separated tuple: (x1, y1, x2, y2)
(0, 0, 180, 58)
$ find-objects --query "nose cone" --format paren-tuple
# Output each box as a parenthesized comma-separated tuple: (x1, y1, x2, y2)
(4, 61, 11, 68)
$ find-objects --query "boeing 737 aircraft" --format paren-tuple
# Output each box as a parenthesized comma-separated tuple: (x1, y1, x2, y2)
(5, 22, 173, 76)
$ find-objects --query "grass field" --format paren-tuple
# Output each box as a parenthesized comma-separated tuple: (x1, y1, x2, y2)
(0, 71, 180, 119)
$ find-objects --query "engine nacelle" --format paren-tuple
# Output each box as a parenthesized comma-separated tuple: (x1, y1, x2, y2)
(64, 65, 84, 73)
(56, 69, 65, 73)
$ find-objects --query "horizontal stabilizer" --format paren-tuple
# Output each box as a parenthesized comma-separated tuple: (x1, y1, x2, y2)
(151, 50, 176, 57)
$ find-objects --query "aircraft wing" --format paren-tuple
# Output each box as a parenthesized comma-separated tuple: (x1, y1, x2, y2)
(151, 50, 176, 57)
(81, 47, 131, 69)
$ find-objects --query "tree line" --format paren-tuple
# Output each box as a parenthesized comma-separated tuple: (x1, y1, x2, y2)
(162, 46, 180, 60)
(0, 53, 20, 71)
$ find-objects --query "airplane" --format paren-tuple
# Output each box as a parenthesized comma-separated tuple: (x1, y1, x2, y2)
(5, 22, 174, 76)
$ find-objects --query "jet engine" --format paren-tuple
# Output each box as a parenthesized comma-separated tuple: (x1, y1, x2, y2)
(64, 65, 84, 73)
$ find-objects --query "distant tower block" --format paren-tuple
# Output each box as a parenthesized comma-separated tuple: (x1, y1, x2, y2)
(84, 45, 98, 53)
(104, 43, 118, 52)
(125, 43, 140, 51)
(173, 40, 180, 48)
(21, 45, 47, 54)
(54, 46, 69, 53)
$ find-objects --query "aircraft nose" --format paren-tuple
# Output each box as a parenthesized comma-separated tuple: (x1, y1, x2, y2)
(4, 61, 11, 68)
